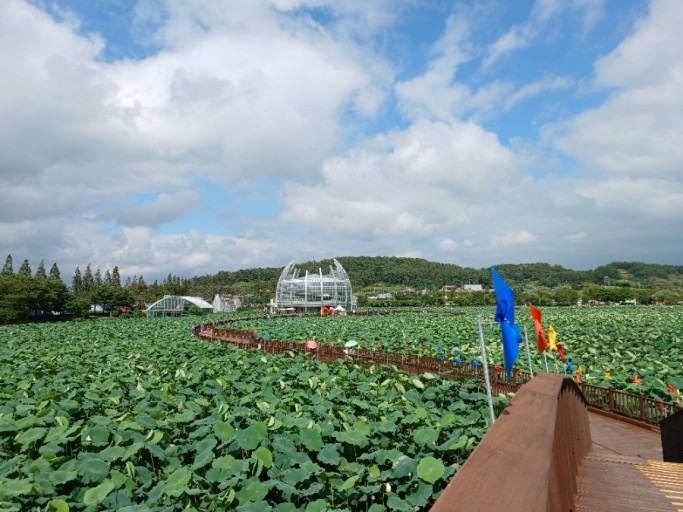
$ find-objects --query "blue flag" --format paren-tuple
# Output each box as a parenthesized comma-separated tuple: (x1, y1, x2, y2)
(491, 267, 515, 324)
(500, 321, 522, 378)
(492, 267, 523, 379)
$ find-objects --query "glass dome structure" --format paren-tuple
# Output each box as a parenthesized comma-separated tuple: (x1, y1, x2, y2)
(146, 295, 214, 317)
(273, 258, 355, 313)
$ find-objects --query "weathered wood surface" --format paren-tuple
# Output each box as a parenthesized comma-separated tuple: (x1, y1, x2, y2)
(573, 412, 680, 512)
(430, 373, 589, 512)
(429, 375, 682, 512)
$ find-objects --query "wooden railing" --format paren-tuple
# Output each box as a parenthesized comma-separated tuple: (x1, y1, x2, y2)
(577, 382, 680, 427)
(430, 374, 591, 512)
(193, 324, 681, 428)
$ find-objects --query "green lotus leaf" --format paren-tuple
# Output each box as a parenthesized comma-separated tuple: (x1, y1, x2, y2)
(1, 478, 34, 496)
(416, 456, 445, 484)
(79, 457, 110, 483)
(236, 422, 267, 450)
(47, 498, 69, 512)
(236, 477, 269, 503)
(413, 427, 439, 445)
(164, 466, 192, 494)
(213, 421, 236, 442)
(83, 480, 115, 506)
(252, 446, 273, 469)
(15, 427, 47, 447)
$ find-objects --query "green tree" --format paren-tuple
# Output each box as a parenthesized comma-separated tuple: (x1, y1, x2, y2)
(188, 305, 205, 316)
(111, 266, 121, 287)
(18, 259, 32, 276)
(580, 283, 602, 302)
(72, 267, 83, 294)
(34, 278, 69, 313)
(82, 264, 95, 293)
(34, 260, 47, 280)
(94, 267, 103, 288)
(128, 275, 150, 307)
(49, 263, 61, 281)
(149, 280, 161, 301)
(66, 295, 91, 317)
(0, 274, 34, 320)
(653, 289, 683, 305)
(2, 254, 13, 276)
(552, 285, 579, 306)
(93, 286, 133, 312)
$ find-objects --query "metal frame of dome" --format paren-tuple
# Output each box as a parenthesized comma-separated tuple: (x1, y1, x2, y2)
(273, 258, 355, 313)
(146, 295, 214, 317)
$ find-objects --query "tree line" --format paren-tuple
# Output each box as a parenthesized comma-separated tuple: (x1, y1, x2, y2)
(2, 253, 682, 321)
(0, 255, 191, 322)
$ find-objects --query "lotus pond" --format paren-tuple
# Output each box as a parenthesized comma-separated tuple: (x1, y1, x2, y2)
(231, 305, 683, 398)
(0, 317, 503, 511)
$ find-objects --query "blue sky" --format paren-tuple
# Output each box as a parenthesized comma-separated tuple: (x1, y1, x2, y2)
(1, 0, 682, 282)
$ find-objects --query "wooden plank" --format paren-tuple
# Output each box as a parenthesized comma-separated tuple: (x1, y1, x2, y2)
(574, 456, 678, 512)
(573, 413, 681, 512)
(431, 374, 585, 512)
(587, 411, 663, 460)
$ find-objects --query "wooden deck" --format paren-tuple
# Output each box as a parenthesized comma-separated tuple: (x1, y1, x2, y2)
(574, 412, 683, 512)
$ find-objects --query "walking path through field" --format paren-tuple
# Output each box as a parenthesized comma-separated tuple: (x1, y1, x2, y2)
(574, 412, 682, 512)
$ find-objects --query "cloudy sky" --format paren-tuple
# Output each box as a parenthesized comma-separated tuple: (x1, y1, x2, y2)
(1, 0, 682, 282)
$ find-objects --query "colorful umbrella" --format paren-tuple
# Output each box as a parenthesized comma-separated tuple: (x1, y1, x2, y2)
(305, 340, 318, 349)
(345, 340, 359, 348)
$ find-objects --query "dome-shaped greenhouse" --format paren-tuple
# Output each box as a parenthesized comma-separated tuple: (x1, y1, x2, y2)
(146, 295, 214, 317)
(272, 259, 355, 313)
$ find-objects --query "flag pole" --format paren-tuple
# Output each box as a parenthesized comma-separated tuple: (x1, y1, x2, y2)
(477, 315, 496, 426)
(543, 350, 549, 372)
(523, 325, 534, 378)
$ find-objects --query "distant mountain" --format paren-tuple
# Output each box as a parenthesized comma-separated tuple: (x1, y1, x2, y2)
(185, 256, 683, 295)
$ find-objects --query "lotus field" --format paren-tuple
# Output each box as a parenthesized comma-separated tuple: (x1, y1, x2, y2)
(231, 306, 683, 399)
(0, 317, 504, 511)
(0, 306, 680, 510)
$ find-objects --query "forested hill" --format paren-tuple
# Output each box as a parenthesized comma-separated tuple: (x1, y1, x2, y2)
(186, 257, 683, 294)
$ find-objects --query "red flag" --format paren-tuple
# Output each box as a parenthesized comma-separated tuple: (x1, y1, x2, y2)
(556, 343, 566, 362)
(633, 375, 642, 384)
(659, 401, 664, 413)
(667, 384, 675, 394)
(529, 306, 549, 354)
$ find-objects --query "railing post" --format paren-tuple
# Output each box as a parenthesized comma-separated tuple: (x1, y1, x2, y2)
(608, 387, 614, 412)
(639, 394, 645, 422)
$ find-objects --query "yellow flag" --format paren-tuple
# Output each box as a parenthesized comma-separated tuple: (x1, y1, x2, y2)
(604, 371, 611, 380)
(676, 389, 681, 405)
(548, 325, 557, 352)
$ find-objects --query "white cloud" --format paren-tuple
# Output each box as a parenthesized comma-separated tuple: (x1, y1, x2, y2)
(0, 0, 394, 278)
(505, 75, 572, 109)
(352, 86, 387, 117)
(492, 230, 537, 248)
(395, 11, 474, 122)
(484, 0, 606, 67)
(549, 0, 683, 178)
(112, 191, 202, 228)
(280, 118, 526, 255)
(0, 0, 681, 282)
(439, 238, 473, 253)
